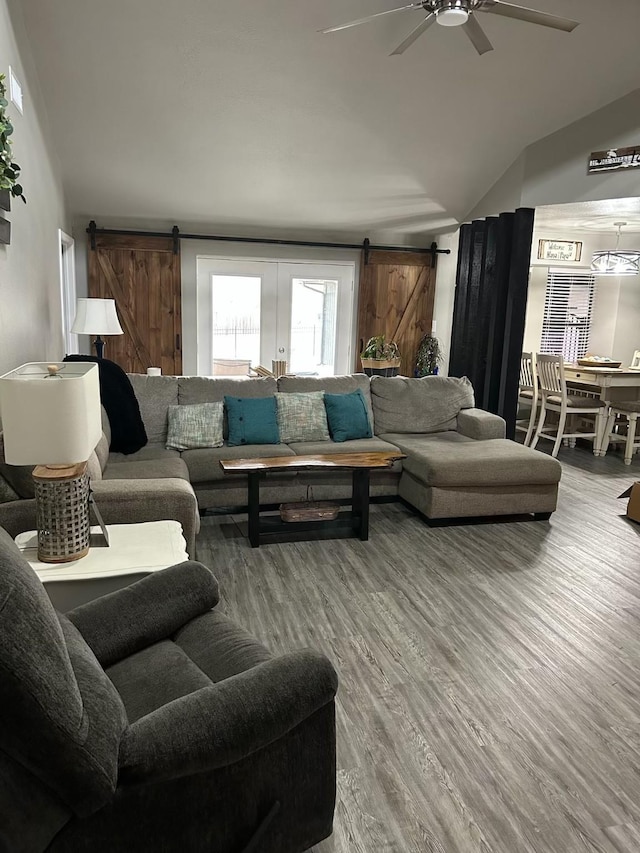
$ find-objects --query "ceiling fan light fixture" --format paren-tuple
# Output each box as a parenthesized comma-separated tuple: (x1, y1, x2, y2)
(435, 2, 470, 26)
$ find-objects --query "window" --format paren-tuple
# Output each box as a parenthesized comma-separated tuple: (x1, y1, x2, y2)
(540, 269, 596, 362)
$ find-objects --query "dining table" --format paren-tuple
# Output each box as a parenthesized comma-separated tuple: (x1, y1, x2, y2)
(564, 364, 640, 404)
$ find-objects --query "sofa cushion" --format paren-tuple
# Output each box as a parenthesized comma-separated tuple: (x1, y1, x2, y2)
(324, 390, 372, 442)
(95, 432, 110, 472)
(108, 445, 181, 464)
(127, 375, 179, 446)
(0, 431, 34, 498)
(275, 392, 330, 443)
(278, 374, 374, 427)
(106, 640, 212, 724)
(182, 443, 296, 483)
(0, 471, 19, 503)
(179, 377, 278, 440)
(87, 451, 103, 483)
(225, 396, 280, 446)
(166, 403, 224, 451)
(103, 458, 190, 481)
(389, 436, 562, 488)
(174, 610, 273, 684)
(371, 375, 475, 434)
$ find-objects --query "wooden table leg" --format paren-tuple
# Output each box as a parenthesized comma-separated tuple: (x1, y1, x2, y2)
(352, 469, 370, 541)
(248, 472, 261, 548)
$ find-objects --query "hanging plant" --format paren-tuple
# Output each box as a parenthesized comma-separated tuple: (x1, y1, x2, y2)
(0, 74, 26, 203)
(416, 333, 442, 376)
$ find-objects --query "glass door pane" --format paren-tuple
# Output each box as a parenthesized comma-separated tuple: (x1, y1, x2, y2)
(289, 278, 338, 376)
(211, 275, 261, 374)
(278, 263, 355, 376)
(196, 258, 278, 375)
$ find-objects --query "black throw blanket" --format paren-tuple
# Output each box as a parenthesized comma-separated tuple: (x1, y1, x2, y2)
(64, 355, 148, 454)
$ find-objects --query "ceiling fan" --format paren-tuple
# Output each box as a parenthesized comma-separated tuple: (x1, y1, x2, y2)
(320, 0, 579, 56)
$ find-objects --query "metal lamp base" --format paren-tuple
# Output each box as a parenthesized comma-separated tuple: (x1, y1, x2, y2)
(32, 463, 91, 563)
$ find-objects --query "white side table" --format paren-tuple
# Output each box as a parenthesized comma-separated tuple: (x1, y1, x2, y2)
(16, 521, 189, 611)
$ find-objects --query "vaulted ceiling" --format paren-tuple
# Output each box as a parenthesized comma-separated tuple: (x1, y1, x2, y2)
(17, 0, 640, 243)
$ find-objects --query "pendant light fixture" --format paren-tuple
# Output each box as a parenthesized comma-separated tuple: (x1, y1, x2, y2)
(591, 222, 640, 276)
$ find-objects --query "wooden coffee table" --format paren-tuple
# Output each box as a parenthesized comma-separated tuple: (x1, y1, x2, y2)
(220, 452, 404, 547)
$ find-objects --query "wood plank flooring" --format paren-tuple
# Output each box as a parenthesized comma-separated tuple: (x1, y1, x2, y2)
(196, 447, 640, 853)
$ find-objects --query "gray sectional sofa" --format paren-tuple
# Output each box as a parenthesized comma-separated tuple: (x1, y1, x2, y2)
(0, 373, 562, 556)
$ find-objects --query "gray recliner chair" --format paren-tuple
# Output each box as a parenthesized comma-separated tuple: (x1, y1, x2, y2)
(0, 528, 338, 853)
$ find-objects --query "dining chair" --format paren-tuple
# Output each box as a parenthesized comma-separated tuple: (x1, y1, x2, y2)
(531, 354, 609, 458)
(601, 402, 640, 465)
(516, 351, 538, 446)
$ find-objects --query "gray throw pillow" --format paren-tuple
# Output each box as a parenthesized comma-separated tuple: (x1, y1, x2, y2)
(166, 403, 224, 451)
(275, 392, 330, 443)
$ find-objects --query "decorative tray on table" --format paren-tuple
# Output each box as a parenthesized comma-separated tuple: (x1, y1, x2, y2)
(577, 357, 622, 369)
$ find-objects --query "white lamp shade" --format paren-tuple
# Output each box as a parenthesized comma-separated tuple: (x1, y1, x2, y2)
(71, 298, 124, 335)
(0, 363, 102, 465)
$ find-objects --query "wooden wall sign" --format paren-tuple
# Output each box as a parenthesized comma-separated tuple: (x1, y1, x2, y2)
(537, 239, 582, 262)
(588, 146, 640, 174)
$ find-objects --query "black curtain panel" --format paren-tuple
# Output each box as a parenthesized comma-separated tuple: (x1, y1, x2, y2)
(449, 208, 534, 439)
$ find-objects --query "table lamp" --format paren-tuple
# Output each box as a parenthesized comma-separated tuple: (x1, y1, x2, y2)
(71, 298, 124, 358)
(0, 362, 102, 562)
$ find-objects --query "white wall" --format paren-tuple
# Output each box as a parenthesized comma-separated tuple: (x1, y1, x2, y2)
(0, 0, 67, 376)
(522, 90, 640, 210)
(613, 276, 640, 367)
(522, 266, 547, 354)
(431, 230, 459, 376)
(466, 89, 640, 221)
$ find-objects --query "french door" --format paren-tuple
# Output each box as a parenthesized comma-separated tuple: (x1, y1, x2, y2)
(196, 258, 355, 376)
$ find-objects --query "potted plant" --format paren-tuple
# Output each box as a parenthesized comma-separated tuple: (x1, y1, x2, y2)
(415, 333, 442, 376)
(360, 335, 401, 377)
(0, 73, 26, 208)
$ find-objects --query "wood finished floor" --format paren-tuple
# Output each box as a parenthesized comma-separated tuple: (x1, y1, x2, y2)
(196, 446, 640, 853)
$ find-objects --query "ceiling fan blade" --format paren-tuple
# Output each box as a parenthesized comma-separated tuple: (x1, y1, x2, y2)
(480, 1, 579, 32)
(390, 13, 436, 55)
(462, 16, 494, 55)
(320, 3, 424, 34)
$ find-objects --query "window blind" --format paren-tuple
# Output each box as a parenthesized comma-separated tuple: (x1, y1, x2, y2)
(540, 269, 596, 363)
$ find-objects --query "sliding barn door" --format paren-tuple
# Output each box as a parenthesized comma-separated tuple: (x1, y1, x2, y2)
(357, 251, 436, 376)
(88, 234, 182, 375)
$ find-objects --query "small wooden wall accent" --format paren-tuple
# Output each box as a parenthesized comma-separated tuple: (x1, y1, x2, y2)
(88, 233, 182, 375)
(449, 208, 535, 437)
(356, 250, 436, 376)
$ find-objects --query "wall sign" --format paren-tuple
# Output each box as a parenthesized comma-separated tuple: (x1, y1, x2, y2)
(588, 146, 640, 174)
(537, 239, 583, 262)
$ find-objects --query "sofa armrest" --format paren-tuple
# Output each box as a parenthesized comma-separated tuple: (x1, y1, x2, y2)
(457, 408, 506, 441)
(119, 649, 338, 785)
(67, 561, 219, 666)
(0, 498, 37, 539)
(91, 477, 199, 558)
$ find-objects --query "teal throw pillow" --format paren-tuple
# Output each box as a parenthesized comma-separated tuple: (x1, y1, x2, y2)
(323, 389, 372, 443)
(166, 403, 224, 450)
(275, 392, 330, 443)
(225, 396, 280, 446)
